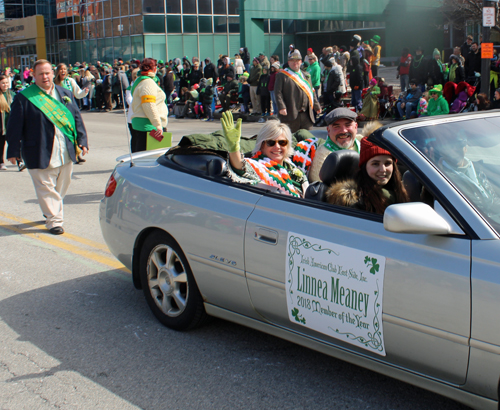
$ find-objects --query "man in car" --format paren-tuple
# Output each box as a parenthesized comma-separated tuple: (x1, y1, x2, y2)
(434, 132, 497, 205)
(308, 107, 363, 182)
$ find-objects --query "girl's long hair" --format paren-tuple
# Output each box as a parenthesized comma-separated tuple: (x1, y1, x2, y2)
(355, 160, 409, 214)
(54, 63, 67, 85)
(0, 75, 11, 112)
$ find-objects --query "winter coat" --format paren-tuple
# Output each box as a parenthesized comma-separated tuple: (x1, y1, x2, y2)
(428, 59, 445, 87)
(200, 84, 214, 105)
(248, 63, 262, 86)
(409, 55, 429, 86)
(348, 56, 363, 90)
(188, 67, 203, 86)
(268, 71, 277, 92)
(257, 73, 270, 96)
(163, 72, 175, 93)
(325, 179, 396, 215)
(204, 59, 218, 84)
(450, 91, 468, 113)
(427, 95, 449, 116)
(306, 61, 321, 88)
(465, 50, 481, 78)
(220, 65, 235, 84)
(398, 54, 412, 76)
(240, 48, 250, 65)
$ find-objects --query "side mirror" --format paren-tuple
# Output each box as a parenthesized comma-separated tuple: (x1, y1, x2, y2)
(384, 202, 462, 235)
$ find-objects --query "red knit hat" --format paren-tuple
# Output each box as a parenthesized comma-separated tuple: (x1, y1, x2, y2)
(359, 138, 394, 167)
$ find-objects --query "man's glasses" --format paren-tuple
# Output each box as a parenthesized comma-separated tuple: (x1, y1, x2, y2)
(265, 139, 288, 147)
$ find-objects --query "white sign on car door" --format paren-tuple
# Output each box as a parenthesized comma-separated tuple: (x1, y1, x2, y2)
(286, 232, 386, 355)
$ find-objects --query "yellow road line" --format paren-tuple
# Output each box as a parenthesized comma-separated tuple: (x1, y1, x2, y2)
(0, 210, 110, 251)
(0, 211, 129, 273)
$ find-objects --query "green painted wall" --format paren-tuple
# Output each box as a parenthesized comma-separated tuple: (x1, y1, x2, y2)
(240, 0, 442, 59)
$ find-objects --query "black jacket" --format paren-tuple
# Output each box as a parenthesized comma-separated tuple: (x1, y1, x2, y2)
(188, 67, 203, 86)
(409, 55, 429, 85)
(6, 85, 88, 169)
(348, 56, 363, 89)
(427, 59, 444, 86)
(203, 60, 218, 84)
(163, 72, 174, 93)
(465, 50, 481, 78)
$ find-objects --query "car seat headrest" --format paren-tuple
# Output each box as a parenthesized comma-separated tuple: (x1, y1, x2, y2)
(319, 150, 360, 185)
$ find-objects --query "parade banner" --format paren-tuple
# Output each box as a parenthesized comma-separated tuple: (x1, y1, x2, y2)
(286, 232, 386, 356)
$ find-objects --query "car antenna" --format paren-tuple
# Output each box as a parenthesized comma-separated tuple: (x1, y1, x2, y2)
(119, 75, 135, 167)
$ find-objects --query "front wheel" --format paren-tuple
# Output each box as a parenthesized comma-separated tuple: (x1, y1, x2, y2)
(140, 231, 207, 330)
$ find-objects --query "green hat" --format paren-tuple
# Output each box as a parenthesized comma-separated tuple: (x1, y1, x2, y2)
(158, 60, 164, 64)
(370, 35, 381, 44)
(13, 69, 19, 73)
(429, 84, 443, 96)
(241, 72, 249, 78)
(15, 80, 22, 84)
(433, 48, 441, 57)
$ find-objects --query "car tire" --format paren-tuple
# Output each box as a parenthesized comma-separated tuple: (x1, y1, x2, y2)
(139, 231, 207, 330)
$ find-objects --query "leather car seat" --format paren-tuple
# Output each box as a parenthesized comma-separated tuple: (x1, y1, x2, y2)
(305, 150, 360, 202)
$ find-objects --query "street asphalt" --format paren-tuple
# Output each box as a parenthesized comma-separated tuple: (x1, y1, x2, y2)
(0, 106, 470, 409)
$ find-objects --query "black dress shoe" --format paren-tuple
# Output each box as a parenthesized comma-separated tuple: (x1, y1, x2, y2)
(49, 227, 64, 235)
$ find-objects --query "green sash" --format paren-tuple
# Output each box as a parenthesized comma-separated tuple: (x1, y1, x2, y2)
(323, 136, 360, 153)
(21, 84, 77, 144)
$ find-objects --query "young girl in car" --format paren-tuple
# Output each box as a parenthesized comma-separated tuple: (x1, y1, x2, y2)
(326, 123, 409, 214)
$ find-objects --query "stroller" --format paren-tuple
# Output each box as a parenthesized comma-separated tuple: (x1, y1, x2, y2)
(460, 77, 480, 113)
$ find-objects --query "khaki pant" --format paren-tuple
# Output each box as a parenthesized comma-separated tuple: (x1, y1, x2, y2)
(28, 162, 73, 229)
(250, 86, 261, 114)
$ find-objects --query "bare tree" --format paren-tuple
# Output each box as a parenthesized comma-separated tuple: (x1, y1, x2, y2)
(440, 0, 500, 33)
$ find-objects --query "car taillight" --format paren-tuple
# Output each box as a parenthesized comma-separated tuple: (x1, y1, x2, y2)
(104, 173, 117, 197)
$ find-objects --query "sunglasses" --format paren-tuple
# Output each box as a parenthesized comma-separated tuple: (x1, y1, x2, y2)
(265, 139, 289, 147)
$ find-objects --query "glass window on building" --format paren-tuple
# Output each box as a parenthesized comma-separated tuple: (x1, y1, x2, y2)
(130, 15, 142, 34)
(167, 15, 181, 33)
(120, 17, 130, 35)
(131, 0, 142, 15)
(166, 0, 180, 13)
(213, 0, 225, 14)
(182, 0, 196, 14)
(199, 16, 211, 33)
(120, 0, 130, 16)
(213, 16, 226, 33)
(270, 19, 281, 33)
(103, 0, 111, 18)
(263, 19, 269, 34)
(283, 19, 295, 34)
(105, 19, 113, 37)
(110, 0, 119, 18)
(5, 4, 23, 19)
(143, 0, 164, 13)
(144, 15, 165, 33)
(228, 0, 238, 15)
(228, 17, 239, 33)
(197, 0, 211, 14)
(131, 35, 144, 60)
(183, 16, 197, 33)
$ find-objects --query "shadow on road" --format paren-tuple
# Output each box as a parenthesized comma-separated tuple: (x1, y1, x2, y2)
(0, 271, 470, 410)
(24, 192, 104, 205)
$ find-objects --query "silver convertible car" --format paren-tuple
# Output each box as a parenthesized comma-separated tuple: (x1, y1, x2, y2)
(100, 112, 500, 410)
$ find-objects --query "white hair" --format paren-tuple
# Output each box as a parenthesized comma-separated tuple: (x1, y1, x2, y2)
(252, 119, 293, 157)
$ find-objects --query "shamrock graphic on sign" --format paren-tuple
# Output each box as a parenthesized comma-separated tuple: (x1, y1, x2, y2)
(364, 256, 380, 274)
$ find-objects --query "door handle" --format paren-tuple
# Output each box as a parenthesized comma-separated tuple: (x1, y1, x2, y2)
(254, 228, 278, 245)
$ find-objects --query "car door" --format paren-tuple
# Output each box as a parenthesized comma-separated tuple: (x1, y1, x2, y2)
(244, 192, 471, 386)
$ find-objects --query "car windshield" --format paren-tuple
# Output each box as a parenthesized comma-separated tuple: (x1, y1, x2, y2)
(401, 117, 500, 233)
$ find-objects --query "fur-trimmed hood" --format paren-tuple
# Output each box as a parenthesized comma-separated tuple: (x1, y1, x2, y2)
(361, 121, 383, 138)
(326, 179, 359, 206)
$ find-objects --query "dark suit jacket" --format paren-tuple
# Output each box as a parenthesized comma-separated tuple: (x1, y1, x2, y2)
(274, 69, 321, 124)
(6, 84, 88, 170)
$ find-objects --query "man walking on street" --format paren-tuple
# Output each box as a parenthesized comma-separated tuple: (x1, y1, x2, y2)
(6, 59, 88, 235)
(248, 57, 262, 115)
(274, 49, 321, 133)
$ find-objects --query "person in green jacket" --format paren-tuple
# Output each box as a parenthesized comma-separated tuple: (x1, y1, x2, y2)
(306, 54, 321, 98)
(426, 84, 449, 116)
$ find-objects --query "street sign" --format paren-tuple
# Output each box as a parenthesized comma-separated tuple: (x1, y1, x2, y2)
(483, 7, 496, 27)
(482, 42, 494, 58)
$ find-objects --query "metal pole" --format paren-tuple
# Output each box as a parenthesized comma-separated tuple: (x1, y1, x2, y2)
(481, 0, 492, 95)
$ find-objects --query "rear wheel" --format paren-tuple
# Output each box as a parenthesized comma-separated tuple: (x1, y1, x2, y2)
(139, 231, 207, 330)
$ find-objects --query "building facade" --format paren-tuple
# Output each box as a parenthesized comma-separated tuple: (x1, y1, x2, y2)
(0, 0, 446, 67)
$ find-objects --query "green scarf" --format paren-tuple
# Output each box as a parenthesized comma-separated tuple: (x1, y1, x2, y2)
(21, 84, 77, 144)
(324, 136, 360, 153)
